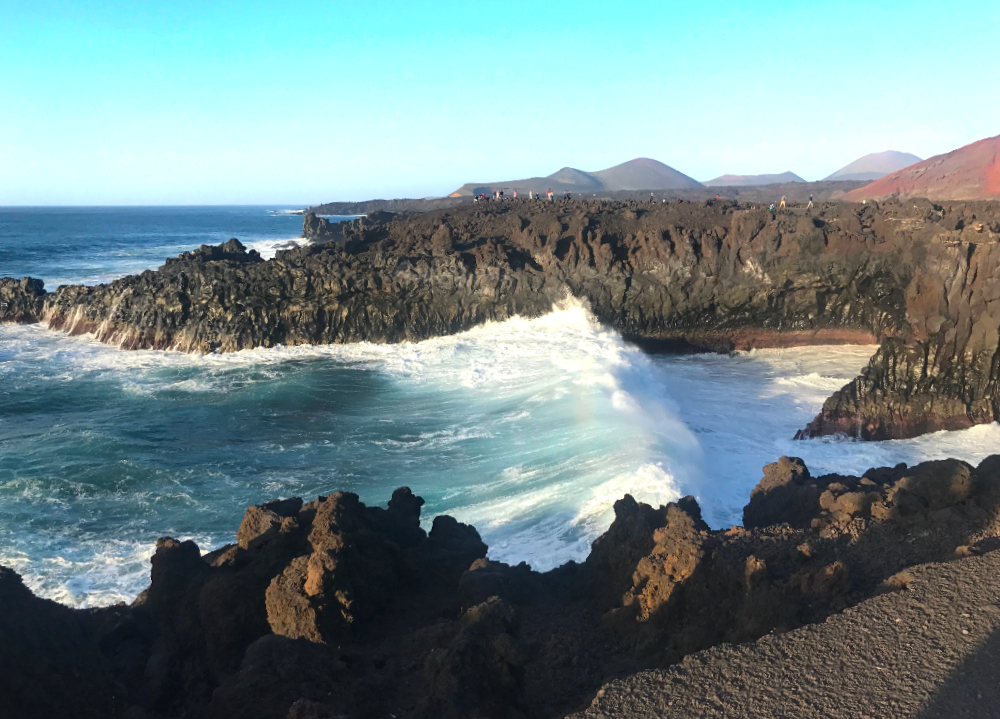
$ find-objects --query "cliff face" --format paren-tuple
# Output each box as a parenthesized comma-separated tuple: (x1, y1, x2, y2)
(4, 199, 1000, 440)
(5, 455, 1000, 719)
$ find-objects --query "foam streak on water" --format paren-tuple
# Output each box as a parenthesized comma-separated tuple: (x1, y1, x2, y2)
(651, 347, 1000, 527)
(0, 299, 698, 605)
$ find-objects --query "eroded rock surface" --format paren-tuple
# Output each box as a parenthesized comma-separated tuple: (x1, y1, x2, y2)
(5, 200, 1000, 439)
(4, 454, 1000, 718)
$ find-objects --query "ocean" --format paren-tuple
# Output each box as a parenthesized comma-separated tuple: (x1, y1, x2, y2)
(2, 206, 999, 608)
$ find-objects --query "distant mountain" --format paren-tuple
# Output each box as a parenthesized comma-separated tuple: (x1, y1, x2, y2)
(449, 158, 702, 197)
(704, 172, 805, 187)
(546, 167, 603, 190)
(589, 158, 703, 192)
(845, 135, 1000, 202)
(824, 151, 923, 182)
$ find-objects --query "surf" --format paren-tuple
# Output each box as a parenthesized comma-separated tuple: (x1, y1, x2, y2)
(4, 298, 1000, 608)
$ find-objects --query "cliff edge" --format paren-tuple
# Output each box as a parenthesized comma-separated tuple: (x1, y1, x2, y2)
(4, 199, 1000, 440)
(4, 454, 1000, 718)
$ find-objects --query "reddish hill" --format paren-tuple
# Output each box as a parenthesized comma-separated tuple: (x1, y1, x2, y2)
(845, 134, 1000, 201)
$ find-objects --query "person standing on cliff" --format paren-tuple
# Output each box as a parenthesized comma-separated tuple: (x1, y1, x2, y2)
(806, 193, 814, 209)
(779, 195, 786, 210)
(546, 189, 553, 202)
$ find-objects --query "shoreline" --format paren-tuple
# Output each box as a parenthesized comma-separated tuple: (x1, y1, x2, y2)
(5, 198, 1000, 441)
(4, 451, 1000, 718)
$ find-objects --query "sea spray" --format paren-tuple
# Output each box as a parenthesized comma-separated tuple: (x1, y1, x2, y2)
(0, 299, 699, 603)
(4, 301, 1000, 607)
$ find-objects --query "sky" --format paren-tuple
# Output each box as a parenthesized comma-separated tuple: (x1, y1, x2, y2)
(1, 1, 998, 205)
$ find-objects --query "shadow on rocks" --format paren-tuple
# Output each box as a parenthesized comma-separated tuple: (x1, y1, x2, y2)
(6, 453, 1000, 719)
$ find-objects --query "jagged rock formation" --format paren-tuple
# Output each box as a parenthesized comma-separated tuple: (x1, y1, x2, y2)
(309, 180, 865, 215)
(0, 276, 45, 323)
(4, 454, 1000, 718)
(4, 199, 1000, 439)
(306, 197, 466, 216)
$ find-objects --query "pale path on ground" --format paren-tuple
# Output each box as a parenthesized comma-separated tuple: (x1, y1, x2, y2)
(573, 550, 1000, 718)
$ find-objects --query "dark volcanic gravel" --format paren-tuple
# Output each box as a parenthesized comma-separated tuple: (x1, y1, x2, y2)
(572, 549, 1000, 719)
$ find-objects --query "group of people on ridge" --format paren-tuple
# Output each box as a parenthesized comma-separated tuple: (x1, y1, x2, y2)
(473, 188, 559, 203)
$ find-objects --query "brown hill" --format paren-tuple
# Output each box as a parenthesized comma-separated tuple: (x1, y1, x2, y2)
(845, 134, 1000, 201)
(704, 171, 805, 187)
(824, 150, 922, 182)
(589, 158, 702, 191)
(449, 158, 702, 197)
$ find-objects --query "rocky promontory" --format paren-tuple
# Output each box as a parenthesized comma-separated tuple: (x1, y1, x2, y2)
(4, 199, 1000, 440)
(5, 454, 1000, 718)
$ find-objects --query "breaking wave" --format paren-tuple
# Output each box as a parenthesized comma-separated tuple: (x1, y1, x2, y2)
(4, 300, 1000, 607)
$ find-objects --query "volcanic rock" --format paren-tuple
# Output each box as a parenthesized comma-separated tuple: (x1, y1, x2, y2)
(5, 453, 1000, 717)
(0, 276, 46, 324)
(6, 198, 1000, 440)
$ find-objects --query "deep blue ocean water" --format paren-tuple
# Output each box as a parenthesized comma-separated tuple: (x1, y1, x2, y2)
(2, 206, 998, 607)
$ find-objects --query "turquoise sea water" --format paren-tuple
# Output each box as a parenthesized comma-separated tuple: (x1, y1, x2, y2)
(2, 206, 999, 607)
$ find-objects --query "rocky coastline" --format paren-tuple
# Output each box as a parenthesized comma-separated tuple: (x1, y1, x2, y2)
(3, 198, 1000, 440)
(6, 199, 1000, 715)
(4, 454, 1000, 718)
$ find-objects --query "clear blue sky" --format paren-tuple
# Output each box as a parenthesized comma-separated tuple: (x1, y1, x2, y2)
(2, 1, 998, 205)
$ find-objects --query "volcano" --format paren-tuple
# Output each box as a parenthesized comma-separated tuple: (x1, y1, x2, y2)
(825, 151, 922, 182)
(449, 158, 702, 197)
(704, 172, 805, 187)
(845, 135, 1000, 202)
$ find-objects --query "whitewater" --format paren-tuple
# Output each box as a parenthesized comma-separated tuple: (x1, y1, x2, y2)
(2, 207, 999, 608)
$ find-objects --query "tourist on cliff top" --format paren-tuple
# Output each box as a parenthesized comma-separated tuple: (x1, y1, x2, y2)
(546, 189, 553, 201)
(806, 193, 814, 209)
(780, 195, 786, 209)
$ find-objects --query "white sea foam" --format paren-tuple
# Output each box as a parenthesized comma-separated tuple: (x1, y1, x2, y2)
(244, 236, 305, 260)
(5, 300, 1000, 603)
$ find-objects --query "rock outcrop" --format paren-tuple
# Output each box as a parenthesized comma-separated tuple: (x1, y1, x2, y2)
(5, 199, 1000, 439)
(0, 276, 46, 324)
(4, 454, 1000, 718)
